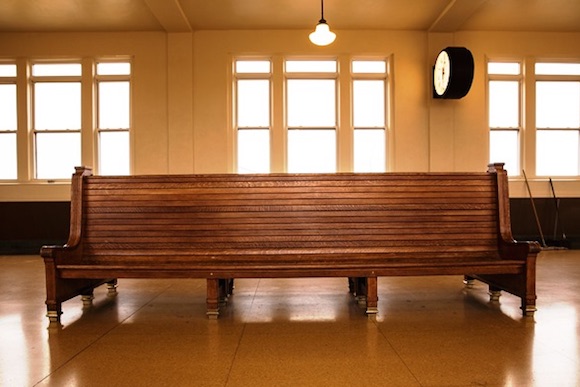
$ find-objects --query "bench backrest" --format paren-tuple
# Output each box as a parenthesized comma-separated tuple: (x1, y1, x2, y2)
(67, 164, 512, 266)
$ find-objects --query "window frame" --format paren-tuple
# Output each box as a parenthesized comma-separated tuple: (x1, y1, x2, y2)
(285, 59, 338, 173)
(95, 60, 132, 176)
(487, 60, 524, 177)
(0, 58, 132, 182)
(534, 61, 580, 177)
(232, 55, 392, 174)
(233, 58, 272, 174)
(0, 63, 18, 180)
(30, 60, 83, 181)
(351, 59, 388, 172)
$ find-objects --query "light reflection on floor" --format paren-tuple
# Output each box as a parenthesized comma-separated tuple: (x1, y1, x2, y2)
(0, 250, 579, 386)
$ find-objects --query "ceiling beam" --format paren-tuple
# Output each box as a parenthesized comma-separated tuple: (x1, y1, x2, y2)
(429, 0, 488, 32)
(144, 0, 192, 32)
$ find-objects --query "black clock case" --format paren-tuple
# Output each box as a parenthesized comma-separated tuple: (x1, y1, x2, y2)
(433, 47, 475, 99)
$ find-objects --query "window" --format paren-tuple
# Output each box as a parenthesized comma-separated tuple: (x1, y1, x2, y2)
(0, 64, 17, 180)
(488, 62, 521, 176)
(535, 63, 580, 176)
(286, 60, 337, 173)
(352, 60, 387, 172)
(2, 59, 131, 181)
(234, 56, 390, 174)
(234, 60, 271, 174)
(97, 62, 131, 175)
(32, 63, 82, 180)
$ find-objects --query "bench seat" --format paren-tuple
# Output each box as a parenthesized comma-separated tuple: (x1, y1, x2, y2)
(42, 163, 540, 322)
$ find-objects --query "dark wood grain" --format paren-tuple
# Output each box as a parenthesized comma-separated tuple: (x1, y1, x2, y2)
(41, 163, 540, 321)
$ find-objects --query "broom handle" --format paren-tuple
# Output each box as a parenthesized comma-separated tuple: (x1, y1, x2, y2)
(549, 178, 566, 240)
(522, 170, 546, 247)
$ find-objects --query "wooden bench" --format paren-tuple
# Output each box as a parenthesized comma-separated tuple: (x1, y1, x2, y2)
(41, 163, 540, 322)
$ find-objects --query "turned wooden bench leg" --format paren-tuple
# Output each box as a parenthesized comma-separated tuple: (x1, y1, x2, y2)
(206, 279, 220, 319)
(522, 300, 537, 317)
(489, 286, 502, 302)
(365, 277, 378, 315)
(106, 279, 118, 297)
(81, 291, 94, 308)
(46, 302, 62, 323)
(463, 275, 475, 288)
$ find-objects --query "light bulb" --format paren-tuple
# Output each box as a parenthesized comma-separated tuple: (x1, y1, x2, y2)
(309, 21, 336, 46)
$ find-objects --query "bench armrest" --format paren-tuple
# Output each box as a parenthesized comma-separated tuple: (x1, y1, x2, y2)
(40, 244, 80, 259)
(498, 238, 542, 260)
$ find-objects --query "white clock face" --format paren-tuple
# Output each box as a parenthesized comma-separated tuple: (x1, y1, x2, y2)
(434, 51, 451, 96)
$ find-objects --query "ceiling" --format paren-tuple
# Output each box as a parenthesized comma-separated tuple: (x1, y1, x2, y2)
(0, 0, 579, 33)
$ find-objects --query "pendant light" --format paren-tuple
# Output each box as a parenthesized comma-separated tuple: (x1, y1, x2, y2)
(309, 0, 336, 46)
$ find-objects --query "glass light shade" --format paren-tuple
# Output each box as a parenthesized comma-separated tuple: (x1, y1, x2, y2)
(309, 22, 336, 46)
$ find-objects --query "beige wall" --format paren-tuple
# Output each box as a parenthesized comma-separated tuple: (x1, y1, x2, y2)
(0, 29, 579, 200)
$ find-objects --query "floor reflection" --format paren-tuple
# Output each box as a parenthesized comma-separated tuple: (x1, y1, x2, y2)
(533, 303, 578, 385)
(0, 315, 29, 387)
(1, 251, 579, 386)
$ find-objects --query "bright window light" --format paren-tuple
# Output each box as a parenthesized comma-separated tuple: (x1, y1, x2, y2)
(536, 63, 580, 76)
(488, 62, 520, 75)
(536, 130, 579, 176)
(287, 79, 335, 127)
(32, 63, 82, 76)
(97, 62, 131, 75)
(352, 60, 386, 74)
(238, 129, 270, 174)
(34, 82, 81, 130)
(354, 129, 385, 172)
(490, 130, 519, 175)
(536, 81, 580, 129)
(489, 81, 519, 128)
(286, 60, 336, 73)
(353, 80, 384, 127)
(288, 130, 336, 173)
(235, 60, 270, 74)
(237, 80, 269, 127)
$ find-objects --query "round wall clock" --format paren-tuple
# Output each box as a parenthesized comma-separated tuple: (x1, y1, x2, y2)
(433, 47, 474, 99)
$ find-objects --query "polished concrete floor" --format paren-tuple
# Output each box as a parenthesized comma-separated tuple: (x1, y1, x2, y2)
(1, 250, 579, 386)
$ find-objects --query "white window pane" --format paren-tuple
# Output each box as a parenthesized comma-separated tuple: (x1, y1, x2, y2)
(536, 63, 580, 76)
(99, 131, 130, 175)
(286, 61, 336, 73)
(536, 82, 580, 129)
(352, 61, 386, 74)
(488, 62, 520, 75)
(287, 80, 335, 127)
(32, 63, 81, 76)
(36, 132, 81, 179)
(0, 84, 17, 130)
(99, 81, 130, 129)
(237, 80, 269, 127)
(0, 64, 17, 77)
(536, 130, 579, 176)
(34, 82, 81, 130)
(288, 130, 336, 173)
(235, 61, 270, 74)
(0, 133, 17, 179)
(238, 129, 270, 174)
(353, 80, 385, 127)
(489, 130, 519, 176)
(97, 62, 131, 75)
(354, 129, 385, 172)
(489, 81, 519, 128)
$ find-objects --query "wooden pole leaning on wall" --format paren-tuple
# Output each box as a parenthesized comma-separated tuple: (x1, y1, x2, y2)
(522, 170, 547, 248)
(549, 178, 567, 242)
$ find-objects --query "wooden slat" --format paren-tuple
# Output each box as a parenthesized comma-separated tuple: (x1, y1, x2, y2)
(69, 172, 507, 270)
